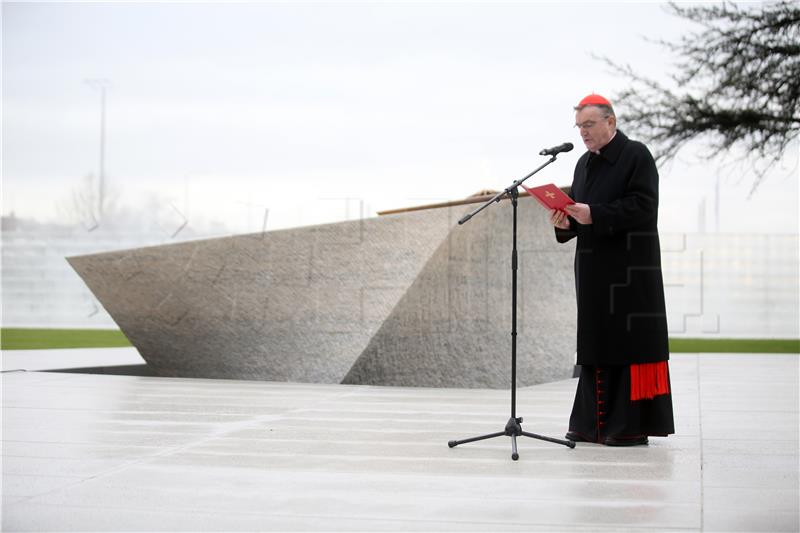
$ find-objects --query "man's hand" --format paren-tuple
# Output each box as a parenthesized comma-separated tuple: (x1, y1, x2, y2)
(551, 209, 570, 230)
(564, 203, 592, 225)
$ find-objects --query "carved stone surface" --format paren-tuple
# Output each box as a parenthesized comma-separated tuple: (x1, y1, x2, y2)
(68, 196, 577, 388)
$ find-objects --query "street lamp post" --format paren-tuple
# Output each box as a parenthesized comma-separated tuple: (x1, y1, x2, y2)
(85, 78, 111, 222)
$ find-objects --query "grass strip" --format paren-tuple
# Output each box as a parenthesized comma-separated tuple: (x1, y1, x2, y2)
(2, 328, 798, 353)
(1, 328, 132, 350)
(669, 338, 799, 354)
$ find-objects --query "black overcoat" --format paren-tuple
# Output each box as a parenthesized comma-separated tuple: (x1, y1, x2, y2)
(555, 131, 669, 366)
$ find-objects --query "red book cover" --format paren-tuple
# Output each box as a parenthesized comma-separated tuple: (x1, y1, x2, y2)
(520, 183, 574, 213)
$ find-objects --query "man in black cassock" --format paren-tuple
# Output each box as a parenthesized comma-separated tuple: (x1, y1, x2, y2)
(552, 93, 675, 446)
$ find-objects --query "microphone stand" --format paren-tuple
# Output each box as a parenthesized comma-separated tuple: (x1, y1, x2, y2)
(448, 154, 576, 460)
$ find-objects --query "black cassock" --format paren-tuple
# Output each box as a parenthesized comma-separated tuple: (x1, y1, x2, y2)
(556, 130, 674, 442)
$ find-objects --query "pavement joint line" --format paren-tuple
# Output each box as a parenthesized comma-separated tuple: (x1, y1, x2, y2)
(5, 499, 704, 530)
(695, 354, 706, 532)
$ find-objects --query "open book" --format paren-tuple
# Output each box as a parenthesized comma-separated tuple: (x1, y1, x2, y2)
(519, 183, 574, 213)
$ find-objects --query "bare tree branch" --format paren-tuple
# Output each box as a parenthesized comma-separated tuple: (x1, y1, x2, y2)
(597, 1, 800, 191)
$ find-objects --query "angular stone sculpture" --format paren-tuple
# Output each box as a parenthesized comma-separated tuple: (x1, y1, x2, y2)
(68, 195, 577, 388)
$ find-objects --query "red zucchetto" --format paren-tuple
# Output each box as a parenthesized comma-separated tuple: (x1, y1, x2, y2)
(577, 93, 612, 107)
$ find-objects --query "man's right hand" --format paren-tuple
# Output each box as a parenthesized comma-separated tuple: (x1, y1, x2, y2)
(551, 209, 570, 230)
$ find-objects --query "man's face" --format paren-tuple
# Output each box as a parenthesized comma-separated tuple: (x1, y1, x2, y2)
(575, 106, 616, 153)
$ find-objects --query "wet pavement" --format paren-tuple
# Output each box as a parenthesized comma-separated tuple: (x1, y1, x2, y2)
(2, 351, 797, 531)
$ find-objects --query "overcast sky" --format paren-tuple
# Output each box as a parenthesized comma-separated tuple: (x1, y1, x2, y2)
(2, 1, 798, 236)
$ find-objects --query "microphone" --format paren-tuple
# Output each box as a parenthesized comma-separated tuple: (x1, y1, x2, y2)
(539, 142, 574, 156)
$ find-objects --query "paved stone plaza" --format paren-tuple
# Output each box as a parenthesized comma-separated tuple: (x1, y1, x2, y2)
(2, 350, 798, 531)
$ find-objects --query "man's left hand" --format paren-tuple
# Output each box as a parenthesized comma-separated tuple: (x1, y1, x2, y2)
(564, 203, 593, 225)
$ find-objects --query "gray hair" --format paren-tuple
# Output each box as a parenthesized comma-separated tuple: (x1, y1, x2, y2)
(574, 103, 615, 117)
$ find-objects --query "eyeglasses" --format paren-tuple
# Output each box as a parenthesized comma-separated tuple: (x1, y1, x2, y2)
(574, 116, 610, 130)
(574, 121, 597, 130)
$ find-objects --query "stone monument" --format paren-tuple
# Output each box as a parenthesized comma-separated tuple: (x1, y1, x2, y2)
(68, 193, 577, 388)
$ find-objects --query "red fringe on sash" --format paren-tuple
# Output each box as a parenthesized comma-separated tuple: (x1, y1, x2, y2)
(630, 361, 670, 401)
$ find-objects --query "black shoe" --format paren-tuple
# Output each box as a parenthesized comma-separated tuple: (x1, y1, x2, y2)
(565, 431, 590, 442)
(604, 435, 649, 446)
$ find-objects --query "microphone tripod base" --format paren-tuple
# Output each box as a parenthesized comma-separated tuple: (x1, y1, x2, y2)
(448, 416, 575, 461)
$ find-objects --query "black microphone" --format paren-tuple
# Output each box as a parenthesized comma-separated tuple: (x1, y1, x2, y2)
(539, 142, 574, 156)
